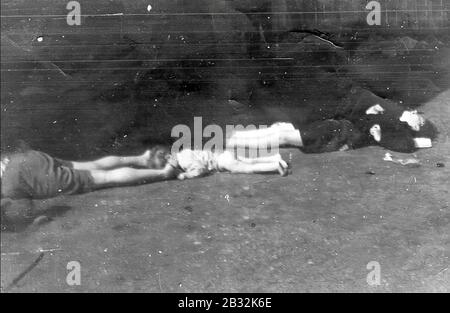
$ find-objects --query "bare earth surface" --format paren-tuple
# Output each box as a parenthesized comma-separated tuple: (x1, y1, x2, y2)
(1, 90, 448, 293)
(1, 0, 449, 294)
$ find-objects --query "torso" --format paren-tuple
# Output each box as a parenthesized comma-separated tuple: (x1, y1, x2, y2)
(175, 149, 219, 173)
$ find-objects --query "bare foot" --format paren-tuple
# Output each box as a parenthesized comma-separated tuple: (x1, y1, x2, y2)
(276, 154, 291, 170)
(140, 150, 152, 168)
(278, 161, 289, 177)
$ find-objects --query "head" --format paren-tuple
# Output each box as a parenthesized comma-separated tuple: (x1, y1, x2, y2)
(148, 145, 171, 169)
(399, 110, 425, 132)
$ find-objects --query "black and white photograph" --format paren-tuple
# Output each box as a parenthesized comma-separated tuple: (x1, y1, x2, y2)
(0, 0, 449, 297)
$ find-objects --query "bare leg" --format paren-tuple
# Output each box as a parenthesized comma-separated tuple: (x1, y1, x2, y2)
(237, 154, 289, 170)
(72, 150, 151, 171)
(227, 124, 302, 149)
(221, 160, 288, 176)
(228, 133, 281, 149)
(237, 154, 283, 164)
(89, 163, 177, 188)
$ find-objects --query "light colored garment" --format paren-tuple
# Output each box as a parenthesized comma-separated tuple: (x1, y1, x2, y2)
(399, 110, 425, 132)
(173, 149, 234, 178)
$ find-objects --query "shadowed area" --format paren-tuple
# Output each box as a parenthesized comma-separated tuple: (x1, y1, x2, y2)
(2, 0, 449, 157)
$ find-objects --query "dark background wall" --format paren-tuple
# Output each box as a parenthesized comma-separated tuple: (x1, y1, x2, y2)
(1, 0, 449, 158)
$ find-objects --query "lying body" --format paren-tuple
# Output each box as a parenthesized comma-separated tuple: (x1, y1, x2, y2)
(227, 120, 362, 153)
(0, 148, 176, 200)
(0, 145, 289, 200)
(227, 91, 437, 154)
(168, 148, 289, 180)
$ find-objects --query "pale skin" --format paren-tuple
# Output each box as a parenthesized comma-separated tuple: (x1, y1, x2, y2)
(225, 154, 289, 174)
(177, 152, 289, 180)
(70, 150, 176, 188)
(221, 159, 287, 175)
(226, 123, 303, 149)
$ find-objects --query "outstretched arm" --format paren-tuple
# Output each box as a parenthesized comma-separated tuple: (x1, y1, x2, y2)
(89, 163, 177, 188)
(219, 158, 289, 176)
(71, 150, 153, 171)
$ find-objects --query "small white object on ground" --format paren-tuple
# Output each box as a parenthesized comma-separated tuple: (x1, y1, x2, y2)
(147, 5, 152, 12)
(383, 153, 421, 167)
(383, 153, 394, 162)
(413, 138, 432, 149)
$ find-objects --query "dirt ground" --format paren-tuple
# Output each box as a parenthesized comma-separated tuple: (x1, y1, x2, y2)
(1, 89, 448, 293)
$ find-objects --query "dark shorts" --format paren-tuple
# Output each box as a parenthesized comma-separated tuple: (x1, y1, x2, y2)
(1, 150, 94, 199)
